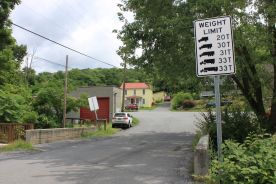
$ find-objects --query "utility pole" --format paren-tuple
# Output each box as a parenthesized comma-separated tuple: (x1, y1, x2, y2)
(62, 55, 68, 128)
(121, 60, 127, 112)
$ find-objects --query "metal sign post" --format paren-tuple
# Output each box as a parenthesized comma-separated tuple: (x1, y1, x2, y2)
(214, 76, 223, 162)
(194, 16, 235, 163)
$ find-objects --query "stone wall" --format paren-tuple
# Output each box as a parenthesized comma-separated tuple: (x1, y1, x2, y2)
(194, 134, 209, 176)
(26, 127, 96, 144)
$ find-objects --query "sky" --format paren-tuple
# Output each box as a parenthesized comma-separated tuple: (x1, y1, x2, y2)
(11, 0, 131, 73)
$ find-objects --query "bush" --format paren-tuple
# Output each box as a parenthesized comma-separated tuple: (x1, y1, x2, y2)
(171, 92, 193, 110)
(192, 93, 200, 100)
(35, 114, 58, 129)
(208, 134, 276, 184)
(0, 89, 34, 123)
(182, 100, 196, 109)
(196, 105, 262, 145)
(22, 111, 38, 124)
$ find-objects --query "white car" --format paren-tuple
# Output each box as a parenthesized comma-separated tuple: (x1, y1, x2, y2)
(112, 112, 133, 129)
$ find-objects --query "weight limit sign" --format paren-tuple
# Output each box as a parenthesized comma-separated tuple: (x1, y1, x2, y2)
(194, 16, 235, 77)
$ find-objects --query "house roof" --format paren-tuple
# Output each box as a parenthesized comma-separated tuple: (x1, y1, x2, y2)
(120, 82, 150, 89)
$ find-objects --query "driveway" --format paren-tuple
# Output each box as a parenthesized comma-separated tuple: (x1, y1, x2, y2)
(0, 103, 200, 184)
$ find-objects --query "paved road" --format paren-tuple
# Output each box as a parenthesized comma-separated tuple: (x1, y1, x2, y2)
(0, 103, 200, 184)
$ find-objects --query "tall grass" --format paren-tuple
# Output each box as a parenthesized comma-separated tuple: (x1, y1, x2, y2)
(0, 140, 33, 152)
(81, 124, 119, 138)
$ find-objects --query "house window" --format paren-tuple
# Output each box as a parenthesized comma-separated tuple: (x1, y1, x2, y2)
(143, 99, 145, 104)
(125, 90, 127, 95)
(134, 89, 136, 95)
(143, 89, 145, 95)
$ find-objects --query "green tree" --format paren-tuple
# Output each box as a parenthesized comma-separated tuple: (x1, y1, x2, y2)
(0, 84, 35, 123)
(33, 79, 83, 128)
(0, 0, 27, 86)
(253, 0, 276, 130)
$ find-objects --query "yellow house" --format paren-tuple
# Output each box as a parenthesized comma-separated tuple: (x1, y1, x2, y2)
(120, 82, 153, 107)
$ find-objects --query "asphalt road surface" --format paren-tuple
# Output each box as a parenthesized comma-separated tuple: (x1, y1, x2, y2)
(0, 103, 200, 184)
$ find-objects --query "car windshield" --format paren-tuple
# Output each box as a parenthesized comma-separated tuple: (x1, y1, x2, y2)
(114, 113, 127, 117)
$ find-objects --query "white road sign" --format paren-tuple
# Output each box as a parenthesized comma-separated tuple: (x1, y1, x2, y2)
(194, 16, 235, 76)
(88, 96, 99, 111)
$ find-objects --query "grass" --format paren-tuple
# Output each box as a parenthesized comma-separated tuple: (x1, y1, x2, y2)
(192, 130, 203, 150)
(132, 117, 140, 126)
(0, 140, 34, 152)
(81, 117, 140, 138)
(139, 106, 156, 110)
(81, 124, 119, 138)
(139, 104, 160, 110)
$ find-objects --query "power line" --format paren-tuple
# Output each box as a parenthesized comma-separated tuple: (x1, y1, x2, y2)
(33, 55, 73, 69)
(12, 22, 118, 68)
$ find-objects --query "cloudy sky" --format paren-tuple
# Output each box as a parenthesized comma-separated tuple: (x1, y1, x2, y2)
(11, 0, 131, 73)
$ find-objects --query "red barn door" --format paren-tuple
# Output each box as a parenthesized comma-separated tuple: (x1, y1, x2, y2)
(80, 97, 109, 121)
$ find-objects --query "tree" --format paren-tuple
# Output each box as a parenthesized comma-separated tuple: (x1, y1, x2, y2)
(33, 78, 81, 128)
(253, 0, 276, 131)
(0, 84, 35, 123)
(0, 0, 27, 86)
(116, 0, 276, 132)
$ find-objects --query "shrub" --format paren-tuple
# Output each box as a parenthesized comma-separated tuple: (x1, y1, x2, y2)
(0, 90, 34, 123)
(196, 108, 216, 135)
(182, 100, 196, 109)
(171, 92, 193, 109)
(208, 134, 276, 184)
(22, 111, 38, 124)
(35, 114, 58, 129)
(192, 93, 200, 100)
(196, 105, 262, 145)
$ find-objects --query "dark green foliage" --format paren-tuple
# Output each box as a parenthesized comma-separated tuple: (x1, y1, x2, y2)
(196, 105, 261, 145)
(0, 90, 24, 122)
(209, 134, 276, 183)
(0, 84, 35, 123)
(22, 111, 38, 124)
(33, 80, 81, 128)
(35, 114, 59, 129)
(0, 0, 27, 86)
(182, 100, 196, 109)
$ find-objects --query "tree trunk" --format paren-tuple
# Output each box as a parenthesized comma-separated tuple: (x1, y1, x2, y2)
(270, 64, 276, 132)
(232, 45, 267, 126)
(269, 19, 276, 132)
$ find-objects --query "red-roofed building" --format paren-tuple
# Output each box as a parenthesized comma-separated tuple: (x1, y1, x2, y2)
(120, 82, 153, 107)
